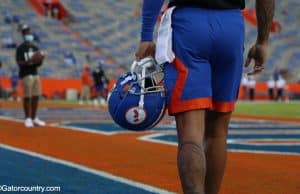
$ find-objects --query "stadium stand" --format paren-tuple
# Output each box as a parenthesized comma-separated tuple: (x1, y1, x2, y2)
(0, 0, 299, 81)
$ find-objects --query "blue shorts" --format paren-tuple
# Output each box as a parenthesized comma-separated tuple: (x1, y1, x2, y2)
(164, 7, 245, 115)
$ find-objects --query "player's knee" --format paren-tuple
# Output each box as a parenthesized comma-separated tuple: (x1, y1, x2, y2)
(205, 111, 231, 138)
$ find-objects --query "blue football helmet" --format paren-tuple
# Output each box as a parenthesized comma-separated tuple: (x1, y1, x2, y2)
(108, 57, 166, 131)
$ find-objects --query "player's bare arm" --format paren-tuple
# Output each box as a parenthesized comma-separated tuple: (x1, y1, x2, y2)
(135, 0, 164, 60)
(245, 0, 275, 75)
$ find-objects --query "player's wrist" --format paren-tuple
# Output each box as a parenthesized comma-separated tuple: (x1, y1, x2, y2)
(256, 39, 268, 46)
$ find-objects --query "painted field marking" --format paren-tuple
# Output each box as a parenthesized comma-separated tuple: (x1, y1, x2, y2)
(0, 143, 175, 194)
(138, 133, 300, 156)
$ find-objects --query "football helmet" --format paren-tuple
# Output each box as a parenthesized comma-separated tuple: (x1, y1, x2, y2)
(108, 57, 166, 131)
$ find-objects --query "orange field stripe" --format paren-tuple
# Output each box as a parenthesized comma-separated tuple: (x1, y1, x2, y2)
(0, 118, 180, 192)
(0, 118, 300, 194)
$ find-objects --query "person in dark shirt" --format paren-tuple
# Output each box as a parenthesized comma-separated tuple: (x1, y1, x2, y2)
(136, 0, 275, 193)
(16, 25, 46, 128)
(92, 62, 109, 106)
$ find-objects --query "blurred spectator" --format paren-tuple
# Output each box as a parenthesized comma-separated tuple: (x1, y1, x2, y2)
(52, 5, 59, 19)
(42, 0, 60, 19)
(273, 67, 280, 81)
(63, 51, 76, 67)
(79, 66, 93, 105)
(92, 62, 109, 106)
(4, 14, 12, 24)
(42, 0, 52, 18)
(3, 35, 17, 49)
(267, 77, 275, 100)
(276, 76, 286, 101)
(248, 76, 256, 101)
(85, 54, 91, 64)
(241, 75, 248, 100)
(12, 14, 20, 23)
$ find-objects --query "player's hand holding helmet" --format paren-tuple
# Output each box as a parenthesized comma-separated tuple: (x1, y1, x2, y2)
(108, 57, 166, 131)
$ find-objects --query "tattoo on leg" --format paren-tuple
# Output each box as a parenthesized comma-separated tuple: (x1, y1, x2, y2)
(178, 141, 206, 194)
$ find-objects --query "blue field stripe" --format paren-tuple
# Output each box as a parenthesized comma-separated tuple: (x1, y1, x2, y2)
(0, 148, 161, 194)
(149, 134, 300, 154)
(230, 121, 298, 125)
(229, 127, 300, 130)
(150, 134, 300, 142)
(229, 121, 300, 130)
(228, 134, 300, 139)
(62, 123, 126, 132)
(61, 123, 176, 133)
(228, 144, 300, 154)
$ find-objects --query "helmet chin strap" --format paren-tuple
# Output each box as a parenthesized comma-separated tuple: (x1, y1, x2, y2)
(138, 64, 146, 108)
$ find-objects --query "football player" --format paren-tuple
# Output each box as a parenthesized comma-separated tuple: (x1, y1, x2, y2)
(136, 0, 275, 193)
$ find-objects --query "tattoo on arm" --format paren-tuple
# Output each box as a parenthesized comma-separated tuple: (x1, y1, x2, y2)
(256, 0, 275, 44)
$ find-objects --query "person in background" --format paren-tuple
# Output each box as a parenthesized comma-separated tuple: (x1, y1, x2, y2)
(63, 51, 77, 67)
(16, 24, 46, 128)
(42, 0, 52, 18)
(79, 65, 93, 105)
(267, 76, 275, 100)
(248, 75, 256, 101)
(3, 35, 17, 49)
(241, 75, 249, 100)
(92, 62, 109, 106)
(273, 67, 280, 81)
(4, 13, 12, 24)
(276, 76, 286, 101)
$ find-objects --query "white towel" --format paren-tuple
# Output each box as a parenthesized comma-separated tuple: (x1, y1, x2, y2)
(155, 7, 176, 65)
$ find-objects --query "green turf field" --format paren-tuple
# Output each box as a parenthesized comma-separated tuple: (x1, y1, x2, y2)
(234, 101, 300, 118)
(42, 100, 300, 119)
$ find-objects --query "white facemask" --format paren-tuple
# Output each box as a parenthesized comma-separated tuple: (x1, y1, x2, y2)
(24, 34, 34, 42)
